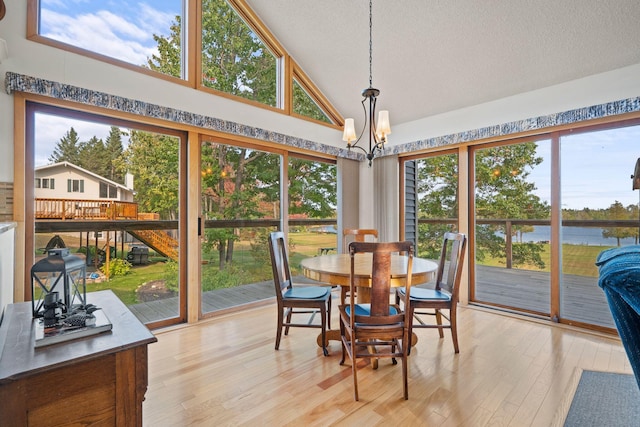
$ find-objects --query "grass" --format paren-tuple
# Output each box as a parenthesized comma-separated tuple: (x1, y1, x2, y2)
(480, 243, 617, 278)
(87, 262, 168, 305)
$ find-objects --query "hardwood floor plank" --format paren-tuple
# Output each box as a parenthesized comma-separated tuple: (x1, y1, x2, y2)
(143, 303, 630, 426)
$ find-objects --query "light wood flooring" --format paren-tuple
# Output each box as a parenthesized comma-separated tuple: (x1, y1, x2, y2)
(143, 298, 631, 426)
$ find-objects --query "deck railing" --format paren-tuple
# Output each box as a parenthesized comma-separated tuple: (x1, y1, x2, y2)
(35, 198, 138, 220)
(418, 217, 640, 267)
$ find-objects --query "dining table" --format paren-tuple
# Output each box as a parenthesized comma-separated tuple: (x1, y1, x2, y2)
(299, 252, 438, 349)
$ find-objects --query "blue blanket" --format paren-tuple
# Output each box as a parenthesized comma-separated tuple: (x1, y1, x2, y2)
(596, 245, 640, 390)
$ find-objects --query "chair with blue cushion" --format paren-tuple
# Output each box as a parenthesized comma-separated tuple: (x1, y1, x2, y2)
(397, 232, 466, 354)
(339, 240, 414, 401)
(268, 231, 332, 356)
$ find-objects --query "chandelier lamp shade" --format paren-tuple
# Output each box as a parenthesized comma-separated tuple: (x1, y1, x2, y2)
(342, 0, 391, 166)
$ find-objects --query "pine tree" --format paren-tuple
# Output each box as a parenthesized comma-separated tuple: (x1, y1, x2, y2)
(104, 126, 126, 183)
(49, 127, 81, 165)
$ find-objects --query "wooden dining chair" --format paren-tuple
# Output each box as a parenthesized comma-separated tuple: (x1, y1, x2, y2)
(396, 232, 466, 354)
(340, 229, 378, 304)
(339, 240, 413, 401)
(268, 231, 332, 356)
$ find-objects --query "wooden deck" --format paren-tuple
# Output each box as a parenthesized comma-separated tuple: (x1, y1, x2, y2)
(128, 266, 616, 330)
(475, 265, 615, 328)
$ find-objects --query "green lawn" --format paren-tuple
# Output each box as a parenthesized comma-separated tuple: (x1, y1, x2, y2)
(87, 262, 167, 305)
(480, 243, 617, 277)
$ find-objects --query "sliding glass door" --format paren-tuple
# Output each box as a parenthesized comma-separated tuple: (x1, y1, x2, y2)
(559, 124, 640, 328)
(30, 103, 186, 328)
(471, 139, 553, 317)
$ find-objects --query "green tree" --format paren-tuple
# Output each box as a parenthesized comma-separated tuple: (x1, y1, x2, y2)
(104, 126, 126, 183)
(148, 1, 278, 106)
(293, 81, 331, 123)
(201, 142, 279, 269)
(77, 136, 107, 177)
(602, 201, 637, 246)
(147, 0, 327, 118)
(416, 153, 460, 258)
(49, 127, 82, 165)
(147, 16, 182, 77)
(124, 130, 179, 219)
(288, 158, 336, 218)
(200, 0, 277, 106)
(147, 5, 336, 272)
(417, 142, 549, 267)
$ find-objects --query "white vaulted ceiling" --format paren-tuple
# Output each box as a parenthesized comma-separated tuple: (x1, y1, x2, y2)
(245, 0, 640, 126)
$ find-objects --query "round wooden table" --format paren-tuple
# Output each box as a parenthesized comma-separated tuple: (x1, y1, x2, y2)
(300, 253, 438, 348)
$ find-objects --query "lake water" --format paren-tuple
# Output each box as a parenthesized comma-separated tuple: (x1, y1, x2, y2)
(514, 225, 638, 246)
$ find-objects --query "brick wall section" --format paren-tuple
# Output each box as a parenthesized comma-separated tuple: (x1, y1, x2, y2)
(0, 182, 13, 221)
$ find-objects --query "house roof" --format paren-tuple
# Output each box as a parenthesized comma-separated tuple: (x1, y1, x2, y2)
(35, 161, 132, 192)
(245, 0, 640, 127)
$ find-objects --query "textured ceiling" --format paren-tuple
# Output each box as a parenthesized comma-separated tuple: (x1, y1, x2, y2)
(245, 0, 640, 127)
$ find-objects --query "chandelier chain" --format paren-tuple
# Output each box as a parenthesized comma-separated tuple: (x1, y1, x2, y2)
(369, 0, 373, 88)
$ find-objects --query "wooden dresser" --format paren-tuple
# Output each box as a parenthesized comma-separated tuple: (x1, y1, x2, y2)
(0, 290, 157, 426)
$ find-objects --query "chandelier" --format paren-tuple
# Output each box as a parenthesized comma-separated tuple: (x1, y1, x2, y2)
(342, 0, 391, 166)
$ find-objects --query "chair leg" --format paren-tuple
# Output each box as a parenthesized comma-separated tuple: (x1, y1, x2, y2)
(275, 308, 284, 350)
(340, 287, 347, 305)
(327, 295, 332, 331)
(284, 308, 293, 336)
(435, 309, 445, 338)
(407, 306, 415, 356)
(352, 343, 359, 401)
(402, 346, 408, 400)
(451, 307, 459, 354)
(339, 321, 346, 365)
(321, 303, 328, 356)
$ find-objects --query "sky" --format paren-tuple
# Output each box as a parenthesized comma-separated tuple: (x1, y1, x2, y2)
(34, 1, 640, 211)
(40, 0, 180, 66)
(526, 126, 640, 210)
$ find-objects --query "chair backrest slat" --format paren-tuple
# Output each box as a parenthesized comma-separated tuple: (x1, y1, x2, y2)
(435, 232, 467, 298)
(342, 229, 378, 253)
(349, 241, 413, 324)
(268, 231, 292, 299)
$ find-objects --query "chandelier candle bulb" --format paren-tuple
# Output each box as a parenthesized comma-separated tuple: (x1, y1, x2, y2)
(376, 110, 391, 141)
(343, 118, 357, 144)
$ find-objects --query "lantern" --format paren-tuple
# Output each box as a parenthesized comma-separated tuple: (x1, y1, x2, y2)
(31, 248, 87, 318)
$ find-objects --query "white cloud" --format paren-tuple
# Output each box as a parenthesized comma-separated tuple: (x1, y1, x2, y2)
(40, 2, 179, 67)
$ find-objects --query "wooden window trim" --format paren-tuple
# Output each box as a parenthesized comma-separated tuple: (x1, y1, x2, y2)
(27, 0, 343, 129)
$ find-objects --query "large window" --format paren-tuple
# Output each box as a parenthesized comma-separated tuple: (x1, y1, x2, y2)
(200, 0, 279, 108)
(287, 156, 338, 256)
(559, 124, 640, 328)
(28, 0, 342, 127)
(403, 152, 459, 259)
(198, 141, 337, 316)
(34, 0, 185, 79)
(30, 105, 186, 329)
(471, 139, 552, 316)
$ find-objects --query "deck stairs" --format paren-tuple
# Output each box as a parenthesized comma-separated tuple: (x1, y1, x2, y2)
(128, 229, 178, 260)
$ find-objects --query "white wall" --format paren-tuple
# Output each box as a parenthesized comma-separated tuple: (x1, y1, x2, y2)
(0, 223, 16, 321)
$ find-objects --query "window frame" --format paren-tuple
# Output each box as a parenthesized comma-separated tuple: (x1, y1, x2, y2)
(26, 0, 342, 128)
